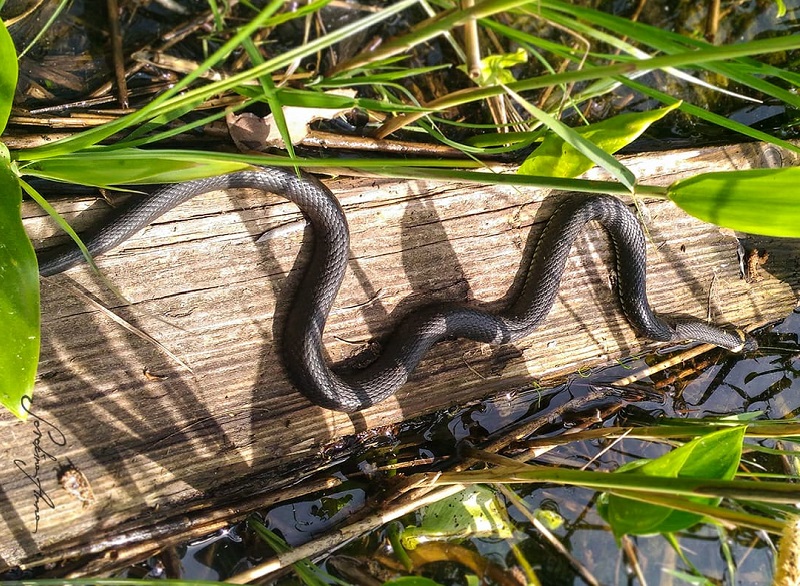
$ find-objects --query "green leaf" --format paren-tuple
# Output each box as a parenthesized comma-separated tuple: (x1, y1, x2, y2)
(598, 427, 745, 537)
(0, 18, 18, 135)
(462, 48, 527, 86)
(23, 148, 254, 187)
(519, 104, 680, 179)
(668, 167, 800, 237)
(510, 86, 638, 191)
(400, 485, 513, 550)
(0, 147, 40, 419)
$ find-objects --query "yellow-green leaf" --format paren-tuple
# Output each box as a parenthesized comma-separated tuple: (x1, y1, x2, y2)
(463, 48, 527, 86)
(668, 167, 800, 237)
(400, 485, 512, 550)
(518, 103, 680, 179)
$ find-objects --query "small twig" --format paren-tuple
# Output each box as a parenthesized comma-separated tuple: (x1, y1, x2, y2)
(106, 0, 129, 108)
(609, 343, 719, 387)
(610, 319, 771, 388)
(620, 536, 648, 586)
(46, 476, 342, 576)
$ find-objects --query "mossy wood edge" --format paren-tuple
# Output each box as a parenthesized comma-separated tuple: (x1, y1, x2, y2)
(1, 141, 798, 570)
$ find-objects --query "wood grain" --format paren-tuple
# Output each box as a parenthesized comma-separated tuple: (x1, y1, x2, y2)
(1, 141, 798, 569)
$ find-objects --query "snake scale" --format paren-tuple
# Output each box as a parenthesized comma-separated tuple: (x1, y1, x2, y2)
(37, 167, 752, 412)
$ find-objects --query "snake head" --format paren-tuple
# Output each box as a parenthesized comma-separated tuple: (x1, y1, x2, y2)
(738, 333, 759, 353)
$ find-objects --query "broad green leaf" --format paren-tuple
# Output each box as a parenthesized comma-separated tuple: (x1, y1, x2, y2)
(519, 104, 680, 178)
(0, 146, 40, 419)
(24, 149, 254, 187)
(0, 17, 18, 135)
(598, 427, 745, 537)
(668, 167, 800, 237)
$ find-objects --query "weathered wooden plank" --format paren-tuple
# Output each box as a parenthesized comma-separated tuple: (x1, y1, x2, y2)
(1, 141, 798, 568)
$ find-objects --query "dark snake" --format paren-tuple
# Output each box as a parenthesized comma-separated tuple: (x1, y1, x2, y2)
(37, 167, 753, 412)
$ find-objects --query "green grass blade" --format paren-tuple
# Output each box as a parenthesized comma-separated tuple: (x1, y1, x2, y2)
(0, 148, 39, 419)
(618, 77, 800, 154)
(537, 1, 800, 108)
(534, 7, 761, 104)
(22, 148, 254, 186)
(668, 167, 800, 237)
(16, 0, 70, 58)
(114, 100, 251, 149)
(23, 150, 487, 174)
(249, 518, 341, 586)
(372, 165, 667, 198)
(16, 0, 418, 161)
(20, 178, 100, 273)
(317, 64, 451, 88)
(379, 34, 800, 136)
(329, 0, 535, 74)
(437, 465, 800, 505)
(120, 96, 209, 143)
(14, 0, 285, 160)
(241, 37, 298, 167)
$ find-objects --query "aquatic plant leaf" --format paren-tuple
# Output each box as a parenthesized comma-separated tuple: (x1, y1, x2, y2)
(668, 167, 800, 237)
(598, 427, 745, 537)
(0, 148, 40, 419)
(0, 18, 17, 135)
(518, 103, 680, 179)
(400, 485, 513, 550)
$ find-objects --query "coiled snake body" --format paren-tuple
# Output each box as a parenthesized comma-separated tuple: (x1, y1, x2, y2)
(38, 167, 751, 412)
